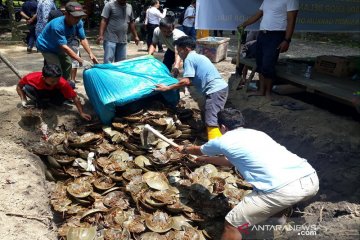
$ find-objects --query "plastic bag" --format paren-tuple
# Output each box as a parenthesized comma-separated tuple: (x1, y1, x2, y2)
(83, 55, 179, 124)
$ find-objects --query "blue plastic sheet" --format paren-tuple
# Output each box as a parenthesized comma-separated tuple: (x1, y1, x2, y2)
(83, 55, 179, 124)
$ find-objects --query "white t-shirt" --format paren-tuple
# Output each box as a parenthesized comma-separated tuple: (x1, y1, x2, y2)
(145, 6, 167, 25)
(152, 28, 186, 52)
(201, 128, 315, 192)
(183, 5, 196, 27)
(259, 0, 299, 31)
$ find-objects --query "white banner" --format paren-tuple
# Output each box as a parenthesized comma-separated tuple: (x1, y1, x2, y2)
(195, 0, 360, 32)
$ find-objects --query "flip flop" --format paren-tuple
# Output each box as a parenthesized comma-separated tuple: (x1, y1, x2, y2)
(282, 102, 308, 110)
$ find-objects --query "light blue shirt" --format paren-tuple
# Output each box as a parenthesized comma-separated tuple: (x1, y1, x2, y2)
(201, 128, 316, 192)
(183, 51, 228, 95)
(36, 16, 86, 54)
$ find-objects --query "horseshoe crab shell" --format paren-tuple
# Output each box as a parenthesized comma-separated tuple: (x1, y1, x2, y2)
(122, 169, 143, 181)
(171, 215, 193, 231)
(47, 132, 66, 146)
(93, 176, 116, 191)
(103, 191, 130, 209)
(135, 232, 167, 240)
(69, 132, 102, 148)
(104, 228, 131, 240)
(66, 226, 97, 240)
(144, 211, 173, 233)
(67, 179, 93, 199)
(142, 172, 170, 191)
(123, 214, 146, 233)
(49, 154, 76, 165)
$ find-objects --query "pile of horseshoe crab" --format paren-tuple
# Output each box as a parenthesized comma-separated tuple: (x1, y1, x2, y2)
(29, 103, 253, 240)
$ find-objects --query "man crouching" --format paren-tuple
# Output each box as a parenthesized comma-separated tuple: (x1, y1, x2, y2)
(16, 64, 91, 121)
(177, 108, 319, 240)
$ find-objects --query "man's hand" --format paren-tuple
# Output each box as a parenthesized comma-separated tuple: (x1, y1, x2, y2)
(154, 84, 170, 92)
(134, 36, 140, 45)
(96, 36, 103, 45)
(176, 145, 184, 153)
(237, 24, 245, 33)
(81, 60, 93, 69)
(89, 53, 99, 64)
(278, 41, 290, 53)
(171, 67, 180, 78)
(80, 112, 92, 121)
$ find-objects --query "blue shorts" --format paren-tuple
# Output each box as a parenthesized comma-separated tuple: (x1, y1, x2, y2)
(255, 31, 285, 79)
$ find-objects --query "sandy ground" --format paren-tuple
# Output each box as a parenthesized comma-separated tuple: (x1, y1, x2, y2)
(0, 38, 359, 239)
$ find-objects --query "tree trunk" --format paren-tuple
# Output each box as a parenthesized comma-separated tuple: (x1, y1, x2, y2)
(6, 0, 22, 41)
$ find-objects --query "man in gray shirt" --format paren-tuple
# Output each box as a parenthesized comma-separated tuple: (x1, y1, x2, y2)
(148, 17, 186, 77)
(97, 0, 139, 63)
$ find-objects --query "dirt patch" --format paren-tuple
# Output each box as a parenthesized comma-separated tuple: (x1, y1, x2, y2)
(0, 40, 359, 239)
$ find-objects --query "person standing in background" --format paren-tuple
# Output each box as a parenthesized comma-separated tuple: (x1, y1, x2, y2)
(97, 0, 140, 63)
(20, 0, 38, 53)
(48, 0, 81, 85)
(239, 0, 299, 99)
(182, 0, 196, 40)
(35, 0, 56, 37)
(144, 0, 166, 52)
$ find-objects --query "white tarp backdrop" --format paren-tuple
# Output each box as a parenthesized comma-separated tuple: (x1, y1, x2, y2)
(195, 0, 360, 32)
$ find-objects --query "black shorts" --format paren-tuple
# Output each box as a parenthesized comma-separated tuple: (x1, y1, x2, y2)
(256, 31, 285, 78)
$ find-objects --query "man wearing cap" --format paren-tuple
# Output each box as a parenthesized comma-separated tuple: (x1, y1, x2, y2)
(36, 2, 99, 81)
(97, 0, 140, 63)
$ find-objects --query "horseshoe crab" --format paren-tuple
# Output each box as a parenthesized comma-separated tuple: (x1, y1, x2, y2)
(49, 154, 76, 165)
(143, 172, 170, 191)
(67, 178, 94, 199)
(103, 191, 130, 209)
(122, 168, 143, 181)
(47, 132, 66, 146)
(95, 140, 117, 155)
(144, 210, 173, 233)
(135, 232, 167, 240)
(66, 226, 97, 240)
(171, 215, 193, 231)
(93, 176, 116, 191)
(69, 132, 102, 148)
(104, 228, 131, 240)
(123, 212, 146, 233)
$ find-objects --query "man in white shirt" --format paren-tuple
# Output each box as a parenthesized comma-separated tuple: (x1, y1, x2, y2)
(182, 0, 196, 40)
(148, 17, 186, 77)
(177, 108, 319, 240)
(239, 0, 299, 99)
(145, 0, 166, 52)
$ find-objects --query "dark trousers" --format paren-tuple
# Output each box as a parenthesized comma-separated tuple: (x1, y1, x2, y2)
(163, 49, 175, 72)
(147, 23, 163, 50)
(23, 85, 66, 108)
(256, 31, 285, 79)
(27, 24, 36, 49)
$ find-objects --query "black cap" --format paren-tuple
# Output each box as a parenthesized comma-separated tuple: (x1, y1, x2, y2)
(65, 2, 86, 17)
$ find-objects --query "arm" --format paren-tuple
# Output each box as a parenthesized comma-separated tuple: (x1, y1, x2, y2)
(239, 10, 263, 28)
(177, 145, 233, 167)
(129, 21, 140, 45)
(172, 48, 182, 77)
(154, 77, 191, 91)
(72, 96, 91, 121)
(80, 38, 99, 64)
(16, 83, 27, 101)
(97, 18, 108, 44)
(148, 44, 157, 55)
(20, 11, 30, 20)
(154, 8, 167, 18)
(278, 10, 298, 53)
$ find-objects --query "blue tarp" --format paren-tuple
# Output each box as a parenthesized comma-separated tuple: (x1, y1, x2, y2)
(83, 55, 179, 124)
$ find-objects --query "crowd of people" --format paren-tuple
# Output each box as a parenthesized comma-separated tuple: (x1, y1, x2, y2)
(16, 1, 319, 239)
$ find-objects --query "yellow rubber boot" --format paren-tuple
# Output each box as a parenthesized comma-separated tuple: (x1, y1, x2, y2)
(197, 30, 209, 39)
(207, 127, 222, 140)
